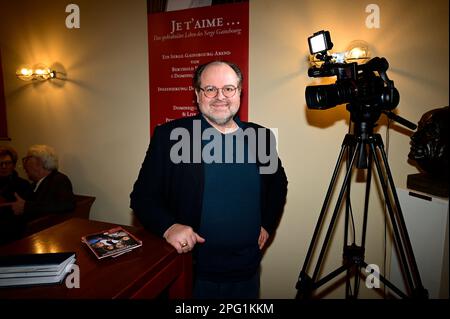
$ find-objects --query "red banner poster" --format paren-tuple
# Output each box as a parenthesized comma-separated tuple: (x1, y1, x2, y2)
(148, 2, 249, 135)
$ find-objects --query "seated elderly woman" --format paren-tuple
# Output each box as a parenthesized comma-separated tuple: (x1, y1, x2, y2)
(2, 144, 76, 225)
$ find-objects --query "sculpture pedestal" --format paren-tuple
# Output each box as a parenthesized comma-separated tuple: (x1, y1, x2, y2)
(390, 188, 449, 298)
(407, 173, 448, 198)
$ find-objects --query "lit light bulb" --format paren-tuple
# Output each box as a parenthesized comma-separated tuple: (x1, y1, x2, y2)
(16, 63, 57, 81)
(345, 40, 371, 64)
(33, 64, 53, 80)
(16, 66, 34, 81)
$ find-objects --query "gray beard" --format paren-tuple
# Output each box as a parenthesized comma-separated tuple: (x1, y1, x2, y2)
(203, 112, 235, 126)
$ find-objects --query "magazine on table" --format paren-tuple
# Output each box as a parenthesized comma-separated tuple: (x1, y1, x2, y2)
(0, 252, 76, 287)
(0, 252, 75, 274)
(0, 265, 74, 287)
(81, 226, 142, 259)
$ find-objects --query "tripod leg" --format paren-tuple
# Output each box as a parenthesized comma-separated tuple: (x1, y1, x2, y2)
(296, 145, 348, 296)
(298, 144, 346, 274)
(360, 261, 409, 299)
(296, 134, 357, 297)
(311, 139, 360, 282)
(361, 150, 373, 249)
(345, 148, 374, 298)
(369, 135, 427, 297)
(344, 142, 355, 298)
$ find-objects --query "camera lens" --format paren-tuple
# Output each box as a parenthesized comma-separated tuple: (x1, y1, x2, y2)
(305, 83, 353, 109)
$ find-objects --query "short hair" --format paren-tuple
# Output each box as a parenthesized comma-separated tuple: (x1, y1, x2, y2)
(27, 144, 59, 170)
(0, 145, 19, 164)
(193, 60, 243, 91)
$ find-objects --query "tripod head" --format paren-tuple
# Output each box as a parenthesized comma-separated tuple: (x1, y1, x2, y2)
(344, 101, 418, 169)
(347, 104, 417, 139)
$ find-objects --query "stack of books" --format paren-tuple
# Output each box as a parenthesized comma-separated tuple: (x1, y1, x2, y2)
(0, 252, 76, 287)
(82, 226, 142, 259)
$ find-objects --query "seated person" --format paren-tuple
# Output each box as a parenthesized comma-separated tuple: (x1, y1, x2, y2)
(6, 144, 76, 222)
(0, 146, 33, 244)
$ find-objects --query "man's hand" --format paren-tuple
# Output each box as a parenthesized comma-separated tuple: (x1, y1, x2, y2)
(163, 223, 206, 254)
(258, 227, 269, 250)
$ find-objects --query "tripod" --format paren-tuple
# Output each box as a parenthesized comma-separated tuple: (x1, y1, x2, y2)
(296, 111, 429, 299)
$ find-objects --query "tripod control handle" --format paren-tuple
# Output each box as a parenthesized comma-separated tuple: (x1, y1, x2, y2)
(382, 111, 417, 130)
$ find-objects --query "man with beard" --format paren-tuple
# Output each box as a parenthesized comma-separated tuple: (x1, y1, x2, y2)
(130, 61, 288, 298)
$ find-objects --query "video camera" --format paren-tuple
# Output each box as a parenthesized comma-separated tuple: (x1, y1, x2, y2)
(305, 30, 400, 124)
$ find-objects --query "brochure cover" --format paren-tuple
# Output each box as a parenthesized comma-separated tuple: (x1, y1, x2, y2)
(81, 226, 142, 259)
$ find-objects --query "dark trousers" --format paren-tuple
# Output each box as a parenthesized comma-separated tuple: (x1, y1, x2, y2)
(193, 271, 260, 299)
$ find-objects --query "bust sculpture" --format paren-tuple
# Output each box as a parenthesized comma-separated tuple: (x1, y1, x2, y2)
(408, 106, 449, 197)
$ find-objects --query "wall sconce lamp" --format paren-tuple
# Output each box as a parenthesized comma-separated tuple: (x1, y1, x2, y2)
(16, 64, 57, 81)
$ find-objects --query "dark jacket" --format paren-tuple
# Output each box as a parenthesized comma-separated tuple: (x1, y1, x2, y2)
(0, 170, 33, 203)
(0, 171, 33, 243)
(24, 170, 76, 221)
(130, 115, 288, 238)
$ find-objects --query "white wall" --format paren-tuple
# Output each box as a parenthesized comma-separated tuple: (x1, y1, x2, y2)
(0, 0, 448, 298)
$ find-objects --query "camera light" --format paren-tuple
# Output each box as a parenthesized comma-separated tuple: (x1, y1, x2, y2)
(308, 30, 333, 55)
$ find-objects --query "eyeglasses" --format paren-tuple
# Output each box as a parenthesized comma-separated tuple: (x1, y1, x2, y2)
(0, 160, 14, 168)
(22, 156, 34, 164)
(199, 85, 239, 98)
